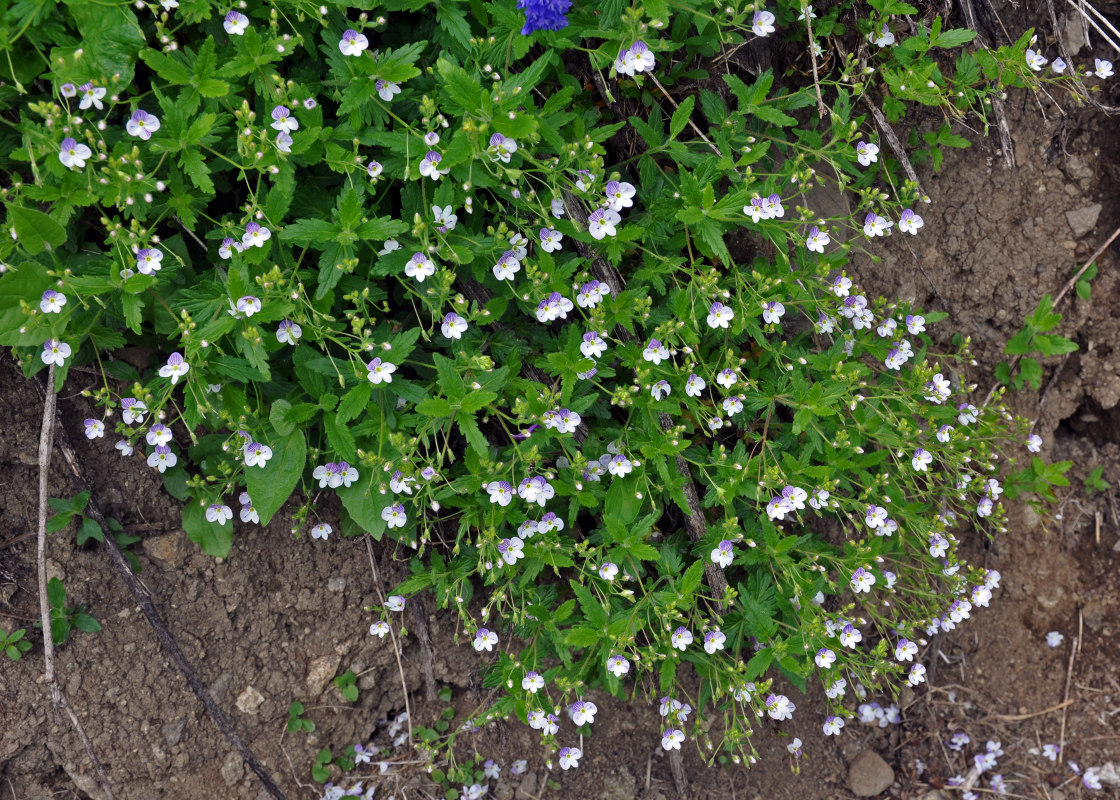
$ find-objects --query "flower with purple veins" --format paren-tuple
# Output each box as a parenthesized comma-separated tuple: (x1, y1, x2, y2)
(488, 133, 518, 162)
(58, 138, 92, 169)
(865, 505, 888, 528)
(1052, 57, 1068, 73)
(1096, 58, 1114, 79)
(78, 82, 106, 110)
(244, 442, 273, 468)
(1026, 49, 1048, 70)
(642, 338, 669, 364)
(440, 312, 468, 340)
(806, 226, 830, 253)
(761, 300, 785, 324)
(670, 627, 693, 650)
(206, 503, 233, 525)
(223, 10, 249, 35)
(405, 252, 436, 282)
(539, 227, 563, 252)
(850, 567, 875, 593)
(270, 106, 298, 132)
(115, 440, 134, 457)
(707, 301, 735, 329)
(235, 296, 262, 317)
(38, 290, 67, 315)
(339, 29, 369, 56)
(898, 209, 924, 234)
(661, 729, 685, 751)
(486, 481, 513, 506)
(60, 83, 77, 98)
(765, 693, 795, 720)
(839, 624, 862, 648)
(703, 630, 726, 653)
(863, 212, 892, 237)
(417, 150, 448, 180)
(218, 237, 242, 259)
(598, 562, 618, 580)
(855, 140, 880, 166)
(83, 419, 105, 439)
(977, 496, 994, 518)
(711, 540, 734, 568)
(912, 448, 933, 471)
(1027, 433, 1042, 452)
(685, 373, 706, 396)
(823, 716, 845, 736)
(136, 248, 163, 274)
(126, 109, 161, 140)
(498, 537, 525, 565)
(569, 700, 597, 725)
(908, 663, 926, 685)
(604, 180, 636, 211)
(375, 80, 401, 101)
(651, 379, 671, 400)
(276, 320, 302, 345)
(275, 131, 293, 153)
(370, 621, 389, 638)
(557, 745, 581, 770)
(366, 357, 396, 384)
(382, 503, 407, 529)
(895, 639, 918, 661)
(473, 628, 498, 652)
(242, 222, 271, 248)
(311, 523, 331, 540)
(158, 352, 190, 384)
(607, 654, 630, 677)
(587, 208, 620, 240)
(752, 9, 776, 36)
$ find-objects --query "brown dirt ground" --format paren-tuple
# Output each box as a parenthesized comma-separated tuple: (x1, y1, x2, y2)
(3, 45, 1120, 800)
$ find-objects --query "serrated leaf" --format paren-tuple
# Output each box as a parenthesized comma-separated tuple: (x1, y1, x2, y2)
(77, 516, 104, 545)
(416, 397, 452, 417)
(669, 94, 695, 140)
(337, 383, 372, 423)
(458, 414, 489, 456)
(459, 391, 497, 414)
(245, 429, 306, 525)
(7, 206, 66, 254)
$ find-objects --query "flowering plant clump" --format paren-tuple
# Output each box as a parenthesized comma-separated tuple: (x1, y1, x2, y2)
(0, 0, 1090, 780)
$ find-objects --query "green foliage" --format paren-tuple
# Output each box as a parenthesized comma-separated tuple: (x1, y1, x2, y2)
(0, 0, 1082, 774)
(41, 577, 101, 646)
(286, 701, 315, 733)
(1084, 466, 1110, 495)
(996, 295, 1079, 390)
(1, 627, 32, 661)
(333, 669, 359, 702)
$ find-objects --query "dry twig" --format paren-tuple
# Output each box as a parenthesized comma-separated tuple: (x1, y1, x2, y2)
(32, 372, 290, 800)
(1057, 608, 1083, 764)
(365, 537, 414, 743)
(861, 98, 925, 198)
(36, 364, 118, 800)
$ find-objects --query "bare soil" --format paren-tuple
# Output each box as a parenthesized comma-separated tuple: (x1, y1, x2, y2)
(3, 49, 1120, 800)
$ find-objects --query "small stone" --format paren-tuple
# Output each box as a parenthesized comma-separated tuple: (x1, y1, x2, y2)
(848, 749, 894, 796)
(221, 751, 245, 786)
(209, 672, 232, 703)
(236, 685, 265, 715)
(327, 576, 347, 593)
(144, 531, 193, 569)
(598, 766, 636, 800)
(1065, 203, 1102, 238)
(306, 654, 341, 697)
(1082, 597, 1105, 632)
(162, 718, 186, 747)
(515, 772, 538, 800)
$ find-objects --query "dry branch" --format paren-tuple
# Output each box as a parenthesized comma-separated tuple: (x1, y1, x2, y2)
(36, 364, 118, 800)
(33, 372, 290, 800)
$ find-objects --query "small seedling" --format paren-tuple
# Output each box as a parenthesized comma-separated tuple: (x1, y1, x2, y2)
(1085, 466, 1111, 495)
(333, 670, 359, 702)
(286, 701, 315, 733)
(37, 577, 100, 646)
(2, 627, 32, 660)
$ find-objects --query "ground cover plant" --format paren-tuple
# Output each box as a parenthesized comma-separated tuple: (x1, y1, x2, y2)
(1, 0, 1113, 794)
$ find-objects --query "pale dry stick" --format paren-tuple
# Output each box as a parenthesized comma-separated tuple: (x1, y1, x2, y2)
(1064, 0, 1120, 54)
(669, 748, 688, 795)
(982, 223, 1120, 408)
(976, 698, 1075, 723)
(646, 72, 724, 160)
(32, 373, 290, 800)
(861, 98, 926, 199)
(35, 363, 118, 800)
(562, 192, 730, 612)
(364, 536, 414, 744)
(1057, 608, 1083, 765)
(958, 0, 1017, 168)
(802, 6, 827, 118)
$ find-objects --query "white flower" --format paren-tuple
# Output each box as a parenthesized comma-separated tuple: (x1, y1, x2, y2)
(367, 357, 396, 384)
(707, 301, 735, 329)
(385, 595, 406, 612)
(276, 320, 302, 345)
(58, 138, 92, 170)
(855, 140, 880, 166)
(670, 627, 693, 651)
(339, 29, 369, 56)
(223, 10, 249, 35)
(473, 628, 498, 652)
(606, 654, 630, 677)
(376, 80, 402, 101)
(522, 671, 545, 692)
(84, 419, 105, 439)
(1095, 58, 1114, 79)
(539, 227, 563, 252)
(205, 503, 233, 525)
(158, 352, 190, 384)
(661, 729, 685, 751)
(311, 523, 332, 540)
(752, 9, 776, 37)
(703, 630, 726, 654)
(381, 503, 407, 529)
(587, 208, 621, 239)
(405, 252, 436, 282)
(558, 747, 581, 770)
(370, 621, 390, 638)
(244, 442, 273, 467)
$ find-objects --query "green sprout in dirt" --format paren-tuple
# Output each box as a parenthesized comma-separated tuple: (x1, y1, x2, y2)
(0, 0, 1106, 782)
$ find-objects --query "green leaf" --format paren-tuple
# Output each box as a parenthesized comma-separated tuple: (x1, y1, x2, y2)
(457, 414, 490, 456)
(416, 397, 452, 417)
(338, 479, 393, 540)
(245, 429, 307, 526)
(669, 95, 695, 140)
(459, 391, 497, 414)
(933, 26, 978, 48)
(71, 612, 101, 633)
(77, 516, 104, 545)
(7, 206, 66, 255)
(182, 501, 234, 558)
(47, 577, 66, 609)
(337, 383, 372, 424)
